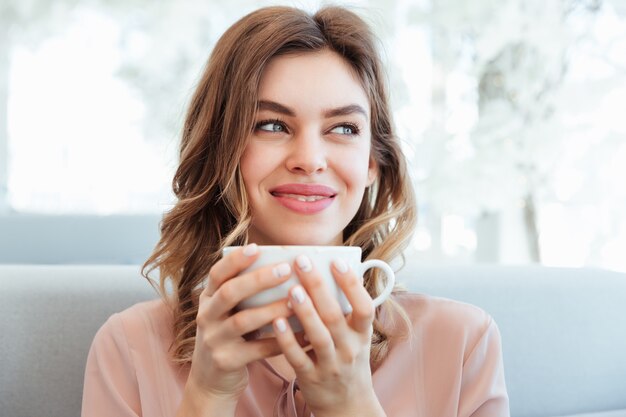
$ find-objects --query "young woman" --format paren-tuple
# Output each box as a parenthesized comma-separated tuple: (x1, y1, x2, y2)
(82, 6, 509, 417)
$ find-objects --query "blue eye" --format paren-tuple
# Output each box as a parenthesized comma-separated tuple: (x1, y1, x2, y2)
(330, 124, 359, 135)
(256, 120, 286, 133)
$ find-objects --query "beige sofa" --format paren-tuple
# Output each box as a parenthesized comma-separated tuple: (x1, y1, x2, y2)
(1, 263, 625, 417)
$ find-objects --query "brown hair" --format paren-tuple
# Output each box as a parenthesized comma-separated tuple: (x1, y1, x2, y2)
(142, 5, 417, 368)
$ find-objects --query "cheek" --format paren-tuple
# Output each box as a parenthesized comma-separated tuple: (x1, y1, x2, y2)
(240, 145, 267, 188)
(240, 143, 284, 203)
(339, 157, 372, 191)
(239, 151, 254, 187)
(350, 148, 374, 182)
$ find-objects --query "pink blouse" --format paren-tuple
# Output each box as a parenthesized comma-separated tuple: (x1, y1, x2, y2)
(82, 293, 509, 417)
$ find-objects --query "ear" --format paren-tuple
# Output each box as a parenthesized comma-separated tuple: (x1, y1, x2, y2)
(366, 156, 378, 187)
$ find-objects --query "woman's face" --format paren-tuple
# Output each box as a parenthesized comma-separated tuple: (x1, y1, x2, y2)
(240, 49, 377, 246)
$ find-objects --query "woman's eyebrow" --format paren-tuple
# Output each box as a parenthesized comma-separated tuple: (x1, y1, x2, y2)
(257, 100, 295, 116)
(258, 100, 368, 120)
(323, 104, 368, 119)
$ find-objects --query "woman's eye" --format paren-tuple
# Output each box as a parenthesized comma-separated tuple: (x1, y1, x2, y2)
(330, 124, 359, 135)
(257, 121, 286, 133)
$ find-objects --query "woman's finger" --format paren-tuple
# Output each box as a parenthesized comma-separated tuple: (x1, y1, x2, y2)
(202, 243, 260, 296)
(294, 255, 349, 336)
(332, 260, 375, 334)
(272, 317, 314, 373)
(286, 285, 336, 363)
(207, 262, 292, 317)
(220, 298, 293, 338)
(212, 338, 284, 372)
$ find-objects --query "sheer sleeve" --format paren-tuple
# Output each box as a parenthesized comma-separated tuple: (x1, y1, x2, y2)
(81, 314, 141, 417)
(458, 317, 510, 417)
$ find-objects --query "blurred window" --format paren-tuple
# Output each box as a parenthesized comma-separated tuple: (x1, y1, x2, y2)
(1, 0, 625, 270)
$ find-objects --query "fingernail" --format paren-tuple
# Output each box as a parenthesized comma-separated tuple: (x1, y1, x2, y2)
(287, 300, 293, 309)
(275, 318, 287, 333)
(292, 286, 306, 304)
(243, 243, 258, 256)
(332, 259, 349, 273)
(273, 263, 291, 278)
(296, 255, 313, 272)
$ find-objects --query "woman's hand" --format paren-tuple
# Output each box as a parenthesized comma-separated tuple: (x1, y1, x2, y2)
(185, 244, 293, 405)
(271, 255, 386, 417)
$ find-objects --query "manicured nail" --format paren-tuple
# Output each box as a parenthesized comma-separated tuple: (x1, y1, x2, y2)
(296, 255, 313, 272)
(287, 300, 293, 309)
(243, 243, 258, 256)
(275, 318, 287, 333)
(332, 259, 349, 273)
(292, 286, 306, 304)
(273, 263, 291, 278)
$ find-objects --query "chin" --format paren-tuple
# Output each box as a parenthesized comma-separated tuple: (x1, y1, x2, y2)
(249, 221, 347, 246)
(264, 228, 343, 246)
(277, 236, 341, 246)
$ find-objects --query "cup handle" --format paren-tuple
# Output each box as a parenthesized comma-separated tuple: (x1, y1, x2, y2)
(359, 259, 395, 307)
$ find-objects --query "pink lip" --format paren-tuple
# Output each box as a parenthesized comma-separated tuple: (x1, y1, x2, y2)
(270, 183, 337, 196)
(270, 183, 337, 214)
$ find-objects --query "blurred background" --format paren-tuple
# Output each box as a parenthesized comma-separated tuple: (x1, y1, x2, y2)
(0, 0, 624, 270)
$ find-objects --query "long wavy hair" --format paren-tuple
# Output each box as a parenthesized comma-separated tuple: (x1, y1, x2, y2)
(142, 5, 417, 369)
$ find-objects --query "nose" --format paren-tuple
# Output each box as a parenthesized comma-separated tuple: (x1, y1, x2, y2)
(285, 132, 328, 175)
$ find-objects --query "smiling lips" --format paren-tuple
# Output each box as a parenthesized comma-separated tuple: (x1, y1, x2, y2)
(270, 183, 337, 214)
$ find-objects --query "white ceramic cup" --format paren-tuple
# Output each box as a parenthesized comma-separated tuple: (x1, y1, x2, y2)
(222, 245, 395, 335)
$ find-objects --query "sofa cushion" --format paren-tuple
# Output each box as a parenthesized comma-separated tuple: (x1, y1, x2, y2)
(554, 410, 626, 417)
(0, 265, 157, 417)
(1, 263, 625, 417)
(398, 264, 626, 417)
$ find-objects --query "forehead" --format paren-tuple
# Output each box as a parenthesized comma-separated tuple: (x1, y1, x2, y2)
(257, 49, 370, 117)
